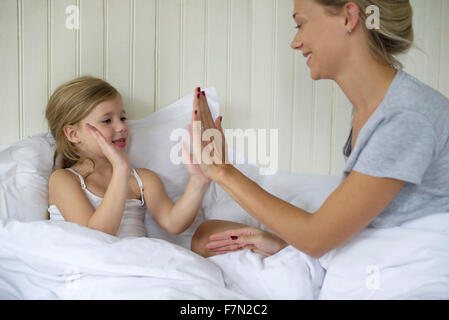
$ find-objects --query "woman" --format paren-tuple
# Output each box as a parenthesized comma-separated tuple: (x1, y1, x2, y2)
(190, 0, 449, 259)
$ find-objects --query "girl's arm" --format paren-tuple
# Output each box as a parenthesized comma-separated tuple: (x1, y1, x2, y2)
(138, 168, 209, 235)
(49, 168, 130, 236)
(49, 124, 132, 236)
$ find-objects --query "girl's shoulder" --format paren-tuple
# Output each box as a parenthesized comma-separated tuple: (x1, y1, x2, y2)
(48, 168, 85, 205)
(135, 168, 159, 181)
(134, 168, 165, 192)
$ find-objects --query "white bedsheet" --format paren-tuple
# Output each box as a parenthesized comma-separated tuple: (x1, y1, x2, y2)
(1, 210, 448, 299)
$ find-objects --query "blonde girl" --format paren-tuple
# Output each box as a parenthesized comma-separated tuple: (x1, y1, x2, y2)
(46, 77, 215, 238)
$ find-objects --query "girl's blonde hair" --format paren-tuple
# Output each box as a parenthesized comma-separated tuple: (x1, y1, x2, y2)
(315, 0, 414, 69)
(45, 76, 119, 172)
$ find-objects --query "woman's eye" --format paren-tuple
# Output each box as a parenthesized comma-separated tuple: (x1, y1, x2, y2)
(102, 119, 111, 124)
(295, 24, 302, 30)
(121, 117, 127, 121)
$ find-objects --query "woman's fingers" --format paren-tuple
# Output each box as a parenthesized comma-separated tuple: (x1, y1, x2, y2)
(209, 227, 256, 241)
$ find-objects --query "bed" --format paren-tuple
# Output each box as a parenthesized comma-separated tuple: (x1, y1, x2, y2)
(1, 89, 448, 300)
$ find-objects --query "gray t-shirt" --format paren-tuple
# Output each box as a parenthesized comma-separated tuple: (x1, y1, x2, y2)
(341, 69, 449, 228)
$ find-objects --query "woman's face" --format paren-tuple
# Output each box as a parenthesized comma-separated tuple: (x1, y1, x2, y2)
(291, 0, 349, 80)
(76, 95, 130, 156)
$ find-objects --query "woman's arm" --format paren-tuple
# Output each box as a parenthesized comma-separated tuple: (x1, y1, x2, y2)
(139, 168, 209, 235)
(193, 89, 405, 258)
(216, 166, 404, 258)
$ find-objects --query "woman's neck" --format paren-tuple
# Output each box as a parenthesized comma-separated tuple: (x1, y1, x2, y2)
(335, 58, 398, 119)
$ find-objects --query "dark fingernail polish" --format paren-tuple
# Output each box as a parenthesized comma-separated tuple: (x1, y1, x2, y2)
(197, 93, 200, 99)
(196, 87, 201, 93)
(231, 236, 238, 240)
(202, 91, 205, 96)
(194, 110, 198, 115)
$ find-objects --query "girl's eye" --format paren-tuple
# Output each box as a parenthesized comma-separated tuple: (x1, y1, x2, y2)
(102, 117, 127, 124)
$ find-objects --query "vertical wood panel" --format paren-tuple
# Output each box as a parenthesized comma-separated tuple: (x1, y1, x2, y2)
(1, 0, 449, 176)
(50, 0, 77, 94)
(439, 0, 449, 99)
(403, 0, 442, 89)
(157, 0, 181, 110)
(291, 54, 314, 174)
(273, 0, 295, 172)
(80, 0, 104, 78)
(312, 80, 333, 174)
(182, 0, 206, 96)
(206, 0, 229, 121)
(330, 85, 352, 176)
(0, 0, 20, 145)
(133, 0, 156, 116)
(251, 0, 274, 131)
(22, 0, 48, 136)
(228, 0, 251, 131)
(106, 0, 132, 112)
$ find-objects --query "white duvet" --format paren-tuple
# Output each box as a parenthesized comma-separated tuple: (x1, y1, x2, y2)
(0, 88, 448, 299)
(1, 190, 448, 300)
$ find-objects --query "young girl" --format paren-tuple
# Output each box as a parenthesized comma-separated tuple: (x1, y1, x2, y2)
(46, 76, 211, 238)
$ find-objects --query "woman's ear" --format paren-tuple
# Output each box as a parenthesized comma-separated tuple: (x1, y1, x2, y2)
(63, 124, 81, 144)
(343, 2, 361, 32)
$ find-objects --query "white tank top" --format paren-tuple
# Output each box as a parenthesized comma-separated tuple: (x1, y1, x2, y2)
(48, 167, 147, 238)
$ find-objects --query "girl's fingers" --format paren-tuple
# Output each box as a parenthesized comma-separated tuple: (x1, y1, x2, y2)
(181, 140, 193, 165)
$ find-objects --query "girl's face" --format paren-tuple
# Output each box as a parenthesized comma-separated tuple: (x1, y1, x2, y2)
(291, 0, 350, 80)
(75, 95, 129, 157)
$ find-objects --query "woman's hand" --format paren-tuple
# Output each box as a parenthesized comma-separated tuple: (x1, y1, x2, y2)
(192, 87, 229, 181)
(85, 123, 131, 173)
(205, 226, 288, 257)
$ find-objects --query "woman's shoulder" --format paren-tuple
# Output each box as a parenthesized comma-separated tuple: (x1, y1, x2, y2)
(389, 70, 449, 118)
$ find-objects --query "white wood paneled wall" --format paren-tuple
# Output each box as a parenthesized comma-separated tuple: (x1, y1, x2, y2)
(1, 0, 448, 175)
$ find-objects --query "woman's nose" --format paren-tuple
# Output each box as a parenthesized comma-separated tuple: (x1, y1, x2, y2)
(290, 33, 302, 50)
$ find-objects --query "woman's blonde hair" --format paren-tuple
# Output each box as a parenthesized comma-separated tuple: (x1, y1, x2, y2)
(315, 0, 414, 69)
(45, 76, 119, 172)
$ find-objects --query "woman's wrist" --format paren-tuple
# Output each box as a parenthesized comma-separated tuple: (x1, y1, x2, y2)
(213, 164, 236, 185)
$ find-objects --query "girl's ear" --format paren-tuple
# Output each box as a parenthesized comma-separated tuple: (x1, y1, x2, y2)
(63, 124, 81, 144)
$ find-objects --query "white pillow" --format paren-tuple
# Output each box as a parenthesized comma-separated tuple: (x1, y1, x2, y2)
(128, 87, 220, 247)
(0, 88, 221, 247)
(0, 133, 56, 221)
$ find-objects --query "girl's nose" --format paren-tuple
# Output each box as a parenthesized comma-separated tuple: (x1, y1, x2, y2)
(117, 122, 128, 132)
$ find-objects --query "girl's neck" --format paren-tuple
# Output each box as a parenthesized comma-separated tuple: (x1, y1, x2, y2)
(75, 156, 114, 177)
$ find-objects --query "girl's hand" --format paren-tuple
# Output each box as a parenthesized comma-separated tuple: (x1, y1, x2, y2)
(85, 123, 131, 173)
(192, 88, 229, 181)
(205, 227, 288, 257)
(182, 139, 211, 186)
